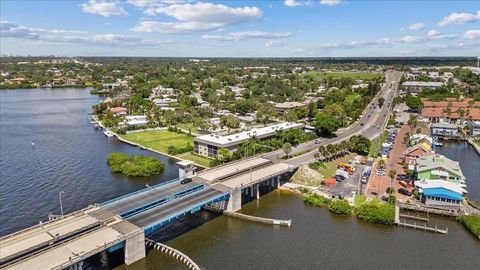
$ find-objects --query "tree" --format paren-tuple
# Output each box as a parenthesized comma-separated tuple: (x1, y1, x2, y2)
(256, 103, 277, 126)
(405, 95, 423, 112)
(217, 148, 232, 164)
(378, 97, 385, 108)
(314, 112, 340, 137)
(403, 132, 411, 145)
(220, 115, 240, 134)
(378, 159, 386, 169)
(407, 115, 418, 132)
(283, 142, 293, 158)
(318, 145, 327, 161)
(388, 169, 397, 188)
(348, 135, 371, 156)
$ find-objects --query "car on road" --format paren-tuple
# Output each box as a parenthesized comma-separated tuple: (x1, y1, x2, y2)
(314, 139, 321, 144)
(381, 195, 390, 202)
(180, 178, 192, 184)
(398, 188, 412, 196)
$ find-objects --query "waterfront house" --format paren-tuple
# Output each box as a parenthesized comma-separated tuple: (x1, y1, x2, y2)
(468, 121, 480, 137)
(430, 122, 459, 137)
(194, 122, 304, 158)
(110, 107, 127, 116)
(415, 154, 466, 184)
(404, 143, 434, 171)
(415, 180, 467, 207)
(125, 115, 148, 126)
(409, 134, 433, 148)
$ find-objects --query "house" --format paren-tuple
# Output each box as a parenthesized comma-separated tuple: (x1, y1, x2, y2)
(404, 143, 434, 171)
(468, 121, 480, 137)
(194, 122, 304, 158)
(430, 122, 459, 137)
(415, 154, 466, 184)
(409, 134, 433, 147)
(421, 98, 480, 124)
(110, 107, 127, 116)
(274, 102, 305, 114)
(9, 78, 27, 85)
(102, 83, 123, 90)
(415, 180, 467, 207)
(153, 98, 177, 108)
(402, 81, 443, 93)
(125, 115, 148, 126)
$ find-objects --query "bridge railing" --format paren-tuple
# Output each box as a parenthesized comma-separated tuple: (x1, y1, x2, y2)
(100, 177, 180, 206)
(143, 192, 229, 234)
(121, 184, 205, 219)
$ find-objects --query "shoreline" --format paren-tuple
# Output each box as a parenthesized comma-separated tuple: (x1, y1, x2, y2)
(91, 115, 208, 169)
(467, 138, 480, 156)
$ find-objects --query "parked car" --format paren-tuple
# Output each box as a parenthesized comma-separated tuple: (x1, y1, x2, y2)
(371, 191, 378, 196)
(396, 174, 409, 181)
(376, 170, 386, 176)
(334, 175, 346, 182)
(398, 188, 412, 196)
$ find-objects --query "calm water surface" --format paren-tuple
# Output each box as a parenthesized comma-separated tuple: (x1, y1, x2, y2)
(1, 88, 479, 270)
(0, 88, 179, 236)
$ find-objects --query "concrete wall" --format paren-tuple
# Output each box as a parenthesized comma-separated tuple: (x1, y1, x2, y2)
(226, 190, 241, 212)
(124, 231, 146, 265)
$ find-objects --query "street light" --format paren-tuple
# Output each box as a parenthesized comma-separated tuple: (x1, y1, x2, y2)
(59, 191, 65, 216)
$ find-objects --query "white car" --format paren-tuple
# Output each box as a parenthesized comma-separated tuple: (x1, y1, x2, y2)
(376, 170, 386, 176)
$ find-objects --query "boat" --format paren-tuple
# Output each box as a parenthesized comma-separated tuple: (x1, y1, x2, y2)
(435, 142, 443, 146)
(103, 130, 115, 138)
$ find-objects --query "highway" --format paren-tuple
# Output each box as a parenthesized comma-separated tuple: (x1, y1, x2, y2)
(262, 70, 402, 166)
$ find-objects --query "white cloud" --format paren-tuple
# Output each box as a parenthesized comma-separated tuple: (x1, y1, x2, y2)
(132, 2, 262, 33)
(80, 0, 128, 17)
(407, 22, 425, 31)
(427, 29, 440, 37)
(320, 0, 342, 6)
(284, 0, 311, 7)
(202, 31, 292, 42)
(464, 29, 480, 40)
(265, 41, 287, 47)
(400, 35, 424, 43)
(1, 21, 172, 47)
(292, 37, 392, 55)
(438, 10, 480, 26)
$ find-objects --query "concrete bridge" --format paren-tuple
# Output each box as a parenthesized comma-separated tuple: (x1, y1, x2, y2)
(0, 157, 294, 270)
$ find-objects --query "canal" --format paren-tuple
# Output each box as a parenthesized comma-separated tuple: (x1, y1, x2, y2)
(1, 88, 479, 269)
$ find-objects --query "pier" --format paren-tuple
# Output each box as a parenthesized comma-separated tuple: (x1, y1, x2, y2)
(223, 211, 292, 227)
(394, 203, 448, 234)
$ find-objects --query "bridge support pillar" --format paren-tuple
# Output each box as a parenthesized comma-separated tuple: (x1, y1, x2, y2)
(249, 186, 254, 197)
(277, 176, 281, 188)
(124, 230, 146, 265)
(68, 261, 84, 270)
(255, 184, 260, 199)
(227, 189, 241, 212)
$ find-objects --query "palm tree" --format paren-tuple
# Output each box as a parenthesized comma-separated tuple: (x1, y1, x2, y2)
(318, 145, 326, 161)
(403, 132, 411, 145)
(389, 169, 397, 192)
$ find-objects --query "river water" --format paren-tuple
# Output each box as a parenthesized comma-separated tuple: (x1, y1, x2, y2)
(1, 88, 479, 269)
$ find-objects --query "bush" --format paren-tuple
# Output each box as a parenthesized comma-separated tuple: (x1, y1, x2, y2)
(329, 200, 352, 215)
(107, 152, 164, 177)
(457, 215, 480, 239)
(355, 199, 395, 225)
(304, 194, 331, 207)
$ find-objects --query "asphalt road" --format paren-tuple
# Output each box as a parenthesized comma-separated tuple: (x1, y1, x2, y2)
(263, 70, 402, 166)
(127, 188, 223, 228)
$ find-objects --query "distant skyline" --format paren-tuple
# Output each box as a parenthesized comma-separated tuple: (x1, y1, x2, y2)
(1, 0, 479, 57)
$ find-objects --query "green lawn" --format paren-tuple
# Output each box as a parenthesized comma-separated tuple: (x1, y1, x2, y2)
(179, 153, 213, 168)
(369, 131, 389, 157)
(176, 123, 199, 133)
(121, 130, 193, 154)
(309, 153, 355, 178)
(303, 71, 384, 81)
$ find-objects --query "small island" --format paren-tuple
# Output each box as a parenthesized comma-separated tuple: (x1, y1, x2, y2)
(107, 152, 164, 177)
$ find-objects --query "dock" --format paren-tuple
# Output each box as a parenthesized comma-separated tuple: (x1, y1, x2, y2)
(224, 211, 292, 227)
(394, 203, 448, 234)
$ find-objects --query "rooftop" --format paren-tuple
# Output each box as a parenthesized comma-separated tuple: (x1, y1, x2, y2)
(402, 81, 444, 87)
(416, 154, 465, 179)
(194, 122, 304, 147)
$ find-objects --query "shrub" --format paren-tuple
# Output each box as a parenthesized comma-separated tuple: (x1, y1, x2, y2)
(329, 200, 352, 215)
(457, 215, 480, 239)
(107, 152, 164, 177)
(304, 194, 331, 207)
(355, 199, 395, 225)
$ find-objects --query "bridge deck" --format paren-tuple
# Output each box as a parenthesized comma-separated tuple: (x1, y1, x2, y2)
(219, 163, 290, 189)
(195, 157, 271, 182)
(4, 226, 125, 270)
(0, 212, 100, 264)
(128, 188, 225, 228)
(102, 181, 200, 216)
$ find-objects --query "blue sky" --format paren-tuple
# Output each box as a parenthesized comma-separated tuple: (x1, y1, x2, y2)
(1, 0, 479, 57)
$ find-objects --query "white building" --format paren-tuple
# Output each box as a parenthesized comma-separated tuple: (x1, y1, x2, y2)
(468, 121, 480, 137)
(194, 122, 304, 158)
(125, 115, 148, 126)
(402, 81, 444, 93)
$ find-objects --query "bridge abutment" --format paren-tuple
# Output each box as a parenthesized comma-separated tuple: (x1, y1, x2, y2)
(124, 230, 146, 265)
(226, 189, 242, 212)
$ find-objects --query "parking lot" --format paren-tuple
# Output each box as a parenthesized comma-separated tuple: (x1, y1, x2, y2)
(323, 164, 365, 200)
